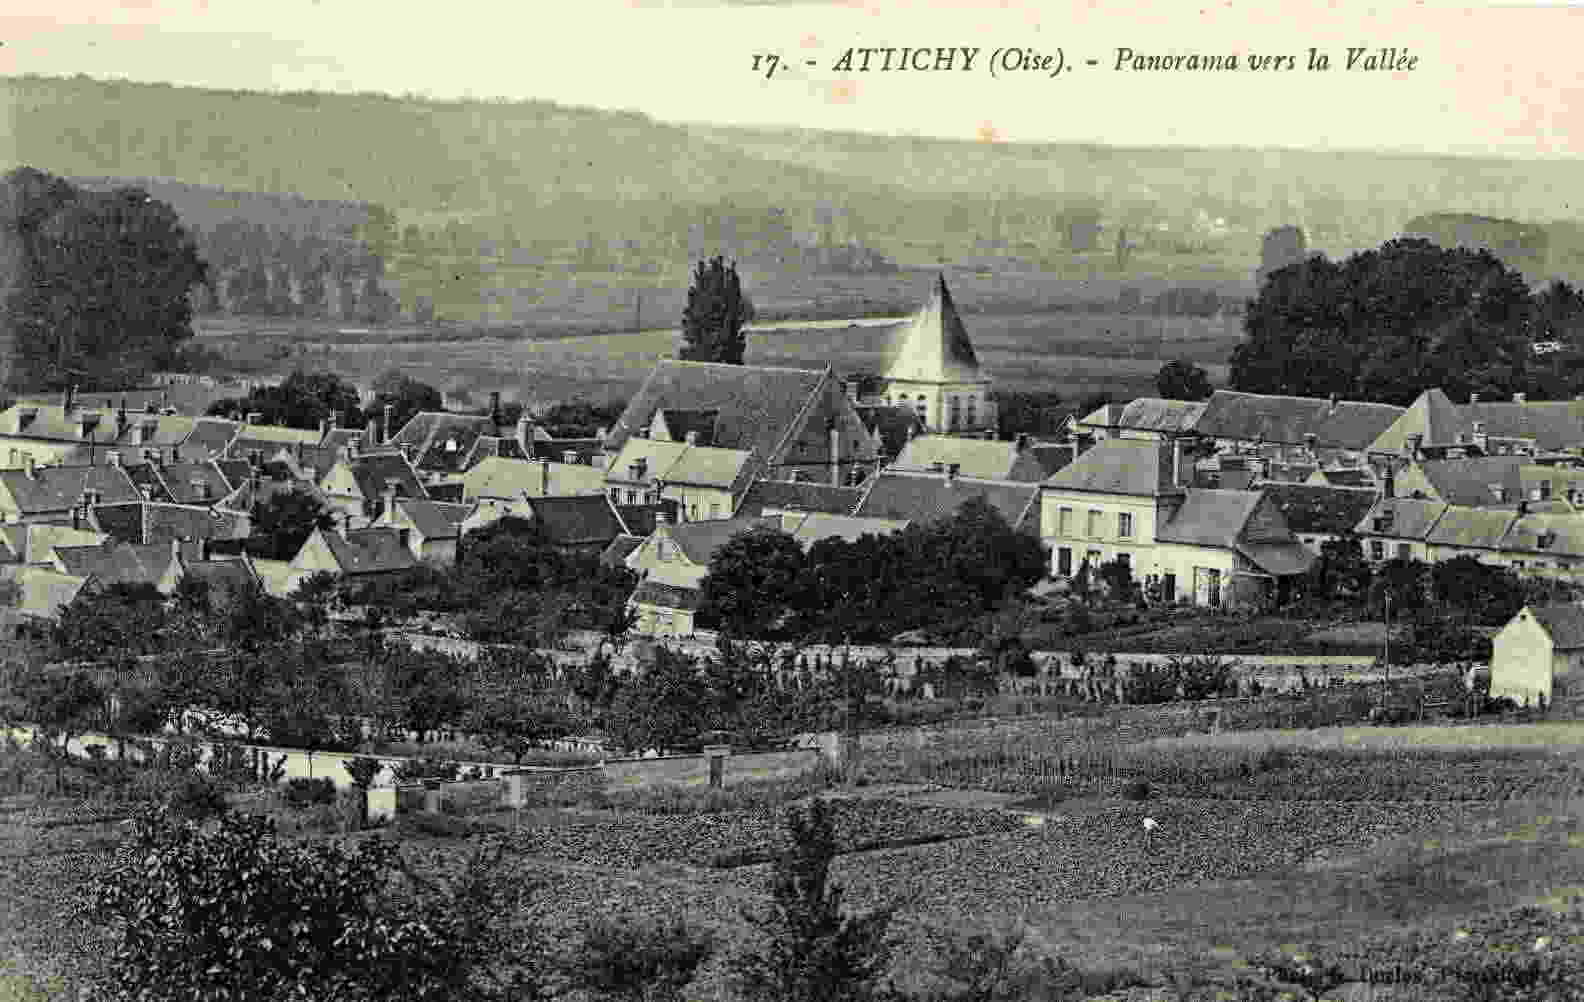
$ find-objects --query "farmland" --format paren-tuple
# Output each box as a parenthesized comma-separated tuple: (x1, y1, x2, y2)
(6, 718, 1584, 1000)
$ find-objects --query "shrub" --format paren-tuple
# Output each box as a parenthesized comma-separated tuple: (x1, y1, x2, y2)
(1119, 779, 1152, 802)
(283, 776, 337, 809)
(166, 774, 229, 822)
(391, 757, 461, 783)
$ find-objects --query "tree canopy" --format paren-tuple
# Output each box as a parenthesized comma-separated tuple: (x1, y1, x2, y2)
(3, 167, 208, 391)
(680, 256, 754, 365)
(1155, 359, 1213, 401)
(362, 369, 443, 439)
(207, 370, 363, 429)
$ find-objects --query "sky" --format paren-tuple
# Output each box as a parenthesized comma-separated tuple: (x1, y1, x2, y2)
(0, 0, 1580, 159)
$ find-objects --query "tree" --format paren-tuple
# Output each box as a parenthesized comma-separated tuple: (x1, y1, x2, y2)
(363, 369, 443, 439)
(4, 169, 208, 391)
(249, 486, 335, 560)
(698, 526, 806, 637)
(602, 649, 711, 755)
(52, 582, 171, 661)
(1230, 238, 1536, 405)
(7, 665, 101, 791)
(90, 811, 540, 1001)
(733, 797, 897, 1002)
(464, 650, 573, 763)
(1430, 554, 1523, 626)
(207, 370, 362, 429)
(1256, 225, 1308, 284)
(680, 256, 754, 365)
(1155, 359, 1213, 401)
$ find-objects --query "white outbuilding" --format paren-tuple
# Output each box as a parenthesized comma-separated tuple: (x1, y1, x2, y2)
(1490, 604, 1584, 709)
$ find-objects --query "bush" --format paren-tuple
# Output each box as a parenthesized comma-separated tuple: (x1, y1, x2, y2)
(166, 774, 229, 822)
(1119, 779, 1152, 802)
(391, 757, 461, 783)
(283, 776, 337, 809)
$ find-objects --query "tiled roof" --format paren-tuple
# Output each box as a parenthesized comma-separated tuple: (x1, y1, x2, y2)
(319, 529, 420, 575)
(1355, 498, 1449, 540)
(604, 360, 829, 470)
(53, 540, 180, 587)
(1309, 467, 1376, 488)
(226, 423, 324, 449)
(0, 524, 107, 565)
(663, 517, 764, 566)
(1193, 390, 1404, 450)
(768, 510, 910, 549)
(1504, 512, 1584, 558)
(1523, 604, 1584, 648)
(321, 428, 366, 453)
(460, 435, 529, 472)
(1157, 490, 1269, 549)
(125, 463, 175, 502)
(1236, 541, 1316, 576)
(630, 579, 702, 611)
(0, 464, 142, 514)
(0, 403, 117, 443)
(612, 500, 680, 536)
(182, 557, 261, 594)
(1411, 457, 1528, 506)
(652, 409, 719, 446)
(183, 419, 243, 459)
(890, 435, 1046, 482)
(1372, 388, 1584, 455)
(386, 412, 502, 475)
(529, 438, 603, 464)
(1257, 483, 1381, 536)
(879, 275, 983, 384)
(150, 461, 232, 506)
(605, 438, 755, 493)
(525, 496, 627, 547)
(334, 452, 428, 506)
(1080, 397, 1206, 434)
(395, 499, 464, 541)
(854, 405, 926, 458)
(1041, 438, 1179, 497)
(462, 457, 607, 501)
(1028, 443, 1078, 479)
(214, 459, 253, 491)
(734, 480, 865, 518)
(1425, 507, 1519, 550)
(853, 470, 1039, 531)
(601, 534, 645, 567)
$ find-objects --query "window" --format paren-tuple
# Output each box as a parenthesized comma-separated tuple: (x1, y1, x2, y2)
(624, 490, 637, 505)
(1087, 509, 1101, 537)
(1118, 512, 1134, 538)
(1087, 549, 1102, 567)
(1396, 543, 1410, 560)
(1541, 481, 1554, 500)
(1057, 547, 1072, 576)
(657, 540, 672, 561)
(949, 396, 962, 429)
(915, 395, 928, 421)
(966, 396, 978, 426)
(1370, 540, 1385, 560)
(689, 503, 698, 520)
(1058, 507, 1073, 535)
(608, 487, 619, 501)
(709, 502, 721, 519)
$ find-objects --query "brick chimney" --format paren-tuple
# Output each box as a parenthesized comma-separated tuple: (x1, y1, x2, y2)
(829, 422, 841, 487)
(381, 477, 399, 520)
(489, 391, 502, 428)
(1381, 464, 1395, 499)
(365, 415, 379, 447)
(383, 403, 395, 443)
(24, 455, 37, 480)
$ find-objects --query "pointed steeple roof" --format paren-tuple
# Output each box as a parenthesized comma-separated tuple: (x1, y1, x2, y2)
(881, 274, 984, 384)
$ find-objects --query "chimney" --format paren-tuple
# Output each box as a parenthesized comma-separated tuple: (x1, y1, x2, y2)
(489, 392, 502, 427)
(382, 477, 399, 519)
(516, 413, 534, 457)
(337, 512, 351, 539)
(1519, 499, 1530, 516)
(1381, 464, 1395, 499)
(1405, 433, 1424, 460)
(107, 451, 121, 469)
(64, 384, 76, 414)
(246, 412, 263, 425)
(1471, 421, 1488, 454)
(1172, 437, 1184, 488)
(1303, 432, 1319, 456)
(685, 430, 699, 446)
(829, 423, 842, 487)
(383, 403, 395, 442)
(116, 400, 128, 438)
(1015, 433, 1031, 451)
(366, 416, 379, 447)
(946, 462, 960, 482)
(24, 455, 37, 480)
(397, 527, 412, 552)
(541, 459, 551, 496)
(1514, 392, 1527, 404)
(595, 426, 609, 447)
(1328, 392, 1338, 415)
(170, 538, 181, 568)
(318, 417, 330, 439)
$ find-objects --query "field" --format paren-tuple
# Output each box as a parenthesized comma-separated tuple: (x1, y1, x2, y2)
(196, 292, 1243, 409)
(6, 717, 1584, 1000)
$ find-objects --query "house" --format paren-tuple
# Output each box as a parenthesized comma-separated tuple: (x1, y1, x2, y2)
(516, 495, 631, 553)
(87, 407, 198, 469)
(851, 404, 926, 461)
(1370, 388, 1584, 461)
(624, 514, 760, 636)
(1353, 497, 1450, 563)
(0, 565, 93, 627)
(370, 497, 470, 563)
(289, 525, 420, 579)
(1391, 456, 1532, 507)
(1039, 437, 1313, 606)
(0, 389, 129, 469)
(1490, 604, 1584, 708)
(1068, 398, 1206, 442)
(318, 451, 429, 527)
(603, 438, 755, 522)
(761, 510, 910, 550)
(385, 401, 508, 477)
(462, 456, 607, 504)
(87, 501, 250, 547)
(853, 468, 1040, 534)
(888, 435, 1047, 483)
(180, 418, 245, 460)
(733, 480, 865, 519)
(605, 358, 877, 488)
(1423, 507, 1522, 565)
(1192, 389, 1405, 467)
(866, 275, 997, 435)
(458, 434, 529, 473)
(0, 523, 108, 566)
(180, 557, 266, 609)
(1255, 483, 1381, 553)
(51, 538, 189, 594)
(0, 463, 142, 524)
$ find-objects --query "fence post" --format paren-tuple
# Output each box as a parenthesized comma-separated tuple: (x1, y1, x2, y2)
(703, 744, 731, 789)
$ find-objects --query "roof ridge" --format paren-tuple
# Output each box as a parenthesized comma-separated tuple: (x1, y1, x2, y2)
(659, 359, 827, 375)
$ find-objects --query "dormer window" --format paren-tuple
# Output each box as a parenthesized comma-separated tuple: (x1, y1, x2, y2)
(1491, 485, 1508, 502)
(445, 438, 459, 453)
(1538, 531, 1557, 550)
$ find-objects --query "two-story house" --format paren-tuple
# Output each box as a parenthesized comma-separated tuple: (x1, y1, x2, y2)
(318, 450, 429, 528)
(888, 435, 1048, 483)
(369, 495, 470, 564)
(462, 456, 607, 504)
(603, 437, 755, 522)
(624, 514, 761, 636)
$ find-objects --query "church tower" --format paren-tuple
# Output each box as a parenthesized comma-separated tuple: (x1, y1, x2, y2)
(878, 274, 996, 435)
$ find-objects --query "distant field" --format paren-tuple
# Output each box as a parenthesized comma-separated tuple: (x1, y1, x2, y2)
(200, 307, 1241, 407)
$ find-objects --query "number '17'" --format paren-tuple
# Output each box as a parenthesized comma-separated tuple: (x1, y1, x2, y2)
(752, 54, 781, 79)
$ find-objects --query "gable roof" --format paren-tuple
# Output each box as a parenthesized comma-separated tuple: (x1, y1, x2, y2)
(317, 528, 420, 575)
(1425, 506, 1519, 550)
(1373, 388, 1584, 455)
(328, 451, 428, 505)
(854, 404, 926, 457)
(528, 438, 602, 464)
(0, 402, 118, 443)
(1504, 511, 1584, 558)
(662, 517, 764, 566)
(183, 419, 243, 459)
(604, 360, 829, 469)
(1410, 457, 1529, 506)
(890, 435, 1045, 482)
(386, 412, 502, 475)
(611, 499, 680, 536)
(148, 461, 233, 506)
(394, 498, 465, 541)
(460, 434, 529, 472)
(1027, 442, 1078, 479)
(601, 534, 645, 568)
(463, 456, 607, 501)
(734, 480, 865, 518)
(0, 464, 142, 514)
(1080, 397, 1206, 435)
(605, 438, 755, 493)
(880, 275, 983, 384)
(1257, 483, 1382, 536)
(524, 495, 627, 547)
(853, 470, 1039, 531)
(1523, 604, 1584, 648)
(1041, 438, 1179, 497)
(53, 540, 182, 587)
(181, 557, 262, 594)
(0, 524, 107, 565)
(1193, 390, 1404, 450)
(1309, 467, 1376, 488)
(767, 510, 911, 549)
(2, 565, 91, 619)
(1156, 489, 1270, 548)
(1355, 498, 1450, 540)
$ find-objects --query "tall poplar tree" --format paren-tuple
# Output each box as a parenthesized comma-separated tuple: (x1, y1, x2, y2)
(680, 256, 754, 365)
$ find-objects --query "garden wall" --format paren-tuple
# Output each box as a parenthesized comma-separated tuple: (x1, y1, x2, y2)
(600, 747, 821, 790)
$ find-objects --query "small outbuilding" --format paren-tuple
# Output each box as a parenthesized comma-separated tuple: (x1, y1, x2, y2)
(1490, 604, 1584, 709)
